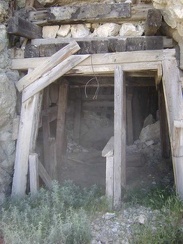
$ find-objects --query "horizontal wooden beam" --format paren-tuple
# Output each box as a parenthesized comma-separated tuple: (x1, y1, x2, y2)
(11, 49, 175, 71)
(26, 36, 165, 58)
(66, 62, 161, 76)
(31, 36, 173, 48)
(7, 16, 42, 39)
(28, 3, 131, 25)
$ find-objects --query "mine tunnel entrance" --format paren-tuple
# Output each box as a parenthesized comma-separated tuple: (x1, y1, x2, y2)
(37, 75, 171, 190)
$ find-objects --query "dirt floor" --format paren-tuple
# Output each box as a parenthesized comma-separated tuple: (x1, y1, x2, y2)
(61, 144, 173, 193)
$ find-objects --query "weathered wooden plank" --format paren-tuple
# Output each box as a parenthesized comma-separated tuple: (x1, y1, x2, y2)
(31, 36, 171, 48)
(56, 81, 68, 180)
(28, 3, 131, 25)
(172, 123, 183, 199)
(12, 92, 42, 196)
(106, 156, 114, 206)
(29, 153, 39, 195)
(173, 121, 183, 157)
(114, 66, 126, 209)
(12, 49, 175, 71)
(22, 54, 90, 102)
(162, 58, 183, 199)
(67, 62, 161, 76)
(7, 16, 42, 39)
(126, 36, 163, 51)
(158, 84, 170, 158)
(17, 41, 80, 92)
(27, 37, 164, 58)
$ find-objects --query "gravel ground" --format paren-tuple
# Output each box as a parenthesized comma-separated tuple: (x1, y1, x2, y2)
(91, 206, 162, 244)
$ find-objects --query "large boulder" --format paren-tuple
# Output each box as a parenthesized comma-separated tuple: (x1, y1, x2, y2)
(139, 121, 160, 143)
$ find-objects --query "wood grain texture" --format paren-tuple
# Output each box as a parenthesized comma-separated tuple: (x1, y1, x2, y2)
(16, 41, 80, 92)
(7, 16, 42, 39)
(28, 3, 131, 25)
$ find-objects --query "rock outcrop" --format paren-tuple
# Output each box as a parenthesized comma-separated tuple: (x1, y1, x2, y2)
(0, 3, 18, 202)
(153, 0, 183, 36)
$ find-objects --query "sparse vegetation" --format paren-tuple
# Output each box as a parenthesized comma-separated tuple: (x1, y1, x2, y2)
(0, 181, 109, 244)
(126, 185, 183, 244)
(0, 182, 183, 244)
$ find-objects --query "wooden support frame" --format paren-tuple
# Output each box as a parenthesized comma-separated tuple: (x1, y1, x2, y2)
(14, 47, 183, 205)
(12, 43, 90, 196)
(12, 49, 175, 72)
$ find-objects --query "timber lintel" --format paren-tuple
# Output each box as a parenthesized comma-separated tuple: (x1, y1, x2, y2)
(28, 3, 131, 25)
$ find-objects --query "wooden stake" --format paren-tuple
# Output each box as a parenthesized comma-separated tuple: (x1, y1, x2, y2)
(29, 153, 39, 195)
(106, 156, 114, 207)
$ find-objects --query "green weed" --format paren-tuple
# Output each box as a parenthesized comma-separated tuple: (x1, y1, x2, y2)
(128, 185, 183, 244)
(0, 181, 108, 244)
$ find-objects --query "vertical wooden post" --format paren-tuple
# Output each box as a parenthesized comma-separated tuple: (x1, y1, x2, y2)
(12, 92, 42, 196)
(29, 153, 39, 195)
(126, 89, 133, 145)
(162, 58, 183, 199)
(56, 80, 68, 181)
(42, 87, 57, 179)
(158, 83, 170, 158)
(114, 66, 126, 209)
(42, 87, 52, 175)
(73, 89, 81, 143)
(106, 156, 114, 202)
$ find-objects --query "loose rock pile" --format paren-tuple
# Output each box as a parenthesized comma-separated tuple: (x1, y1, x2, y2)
(153, 0, 183, 36)
(42, 22, 144, 39)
